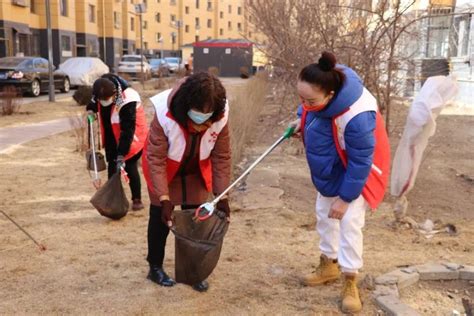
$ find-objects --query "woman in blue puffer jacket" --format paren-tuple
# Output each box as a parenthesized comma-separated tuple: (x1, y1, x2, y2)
(291, 52, 379, 314)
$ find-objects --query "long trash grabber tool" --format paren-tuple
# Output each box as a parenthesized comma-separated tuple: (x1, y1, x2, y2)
(88, 114, 101, 189)
(1, 210, 46, 251)
(195, 126, 295, 221)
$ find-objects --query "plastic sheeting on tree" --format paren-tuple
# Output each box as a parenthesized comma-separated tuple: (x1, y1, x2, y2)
(390, 76, 458, 198)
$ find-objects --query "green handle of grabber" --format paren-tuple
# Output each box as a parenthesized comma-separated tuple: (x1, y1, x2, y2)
(283, 126, 295, 139)
(87, 114, 95, 123)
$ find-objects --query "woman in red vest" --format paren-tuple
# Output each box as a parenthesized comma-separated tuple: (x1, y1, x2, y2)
(86, 74, 148, 211)
(289, 52, 390, 313)
(142, 72, 231, 292)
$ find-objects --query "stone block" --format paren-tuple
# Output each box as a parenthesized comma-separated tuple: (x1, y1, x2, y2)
(375, 269, 420, 289)
(460, 265, 474, 280)
(415, 263, 459, 280)
(373, 284, 399, 298)
(376, 295, 422, 316)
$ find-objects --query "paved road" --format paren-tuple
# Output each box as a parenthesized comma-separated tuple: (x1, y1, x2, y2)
(21, 91, 75, 105)
(0, 117, 74, 154)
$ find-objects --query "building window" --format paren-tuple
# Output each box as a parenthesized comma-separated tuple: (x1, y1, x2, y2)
(185, 25, 189, 33)
(248, 31, 252, 38)
(171, 14, 176, 22)
(61, 35, 71, 51)
(195, 35, 200, 42)
(172, 34, 176, 44)
(155, 12, 161, 23)
(143, 20, 148, 29)
(207, 19, 212, 28)
(131, 17, 135, 31)
(237, 22, 242, 31)
(196, 0, 199, 9)
(60, 0, 68, 17)
(219, 28, 223, 36)
(88, 5, 96, 23)
(228, 21, 232, 30)
(238, 6, 242, 15)
(156, 32, 162, 42)
(195, 17, 200, 27)
(30, 0, 37, 14)
(207, 1, 212, 11)
(185, 6, 189, 14)
(220, 11, 223, 19)
(114, 12, 121, 29)
(144, 42, 148, 50)
(228, 5, 231, 14)
(156, 0, 160, 2)
(170, 0, 176, 5)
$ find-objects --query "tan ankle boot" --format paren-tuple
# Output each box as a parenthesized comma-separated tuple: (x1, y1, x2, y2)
(341, 273, 362, 313)
(302, 254, 340, 286)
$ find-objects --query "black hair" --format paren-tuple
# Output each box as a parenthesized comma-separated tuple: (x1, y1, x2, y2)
(170, 72, 227, 126)
(92, 74, 130, 99)
(298, 51, 346, 96)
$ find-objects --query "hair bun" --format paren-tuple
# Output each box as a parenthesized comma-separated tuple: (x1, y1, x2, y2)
(318, 51, 337, 72)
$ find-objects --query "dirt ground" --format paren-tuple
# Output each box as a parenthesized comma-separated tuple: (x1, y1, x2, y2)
(0, 87, 473, 315)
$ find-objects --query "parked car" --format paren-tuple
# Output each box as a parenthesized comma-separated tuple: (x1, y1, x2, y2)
(149, 58, 170, 77)
(59, 57, 109, 87)
(164, 57, 184, 73)
(117, 55, 151, 80)
(0, 57, 70, 97)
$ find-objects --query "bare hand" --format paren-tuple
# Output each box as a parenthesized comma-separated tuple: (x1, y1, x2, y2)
(92, 178, 102, 190)
(328, 198, 350, 220)
(288, 118, 301, 138)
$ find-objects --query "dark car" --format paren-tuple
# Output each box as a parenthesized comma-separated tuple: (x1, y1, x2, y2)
(149, 58, 170, 77)
(0, 57, 70, 97)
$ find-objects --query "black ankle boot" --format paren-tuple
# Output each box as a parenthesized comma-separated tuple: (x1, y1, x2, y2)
(192, 280, 209, 292)
(147, 265, 176, 287)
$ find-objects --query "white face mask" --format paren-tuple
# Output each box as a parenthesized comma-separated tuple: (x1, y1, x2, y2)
(100, 97, 114, 107)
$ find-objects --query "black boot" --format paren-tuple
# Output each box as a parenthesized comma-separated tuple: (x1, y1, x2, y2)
(147, 265, 176, 287)
(192, 280, 209, 292)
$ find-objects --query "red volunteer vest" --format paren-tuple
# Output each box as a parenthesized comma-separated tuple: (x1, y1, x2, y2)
(98, 87, 148, 160)
(143, 89, 229, 193)
(301, 88, 390, 209)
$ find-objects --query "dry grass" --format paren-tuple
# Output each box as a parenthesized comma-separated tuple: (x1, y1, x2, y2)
(229, 73, 269, 163)
(69, 112, 88, 153)
(208, 67, 220, 77)
(0, 86, 22, 116)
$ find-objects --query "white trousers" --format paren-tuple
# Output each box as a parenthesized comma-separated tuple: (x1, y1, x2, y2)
(315, 193, 367, 274)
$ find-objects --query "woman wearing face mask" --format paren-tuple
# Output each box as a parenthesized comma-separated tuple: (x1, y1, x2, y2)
(289, 52, 389, 313)
(142, 72, 231, 292)
(86, 74, 148, 211)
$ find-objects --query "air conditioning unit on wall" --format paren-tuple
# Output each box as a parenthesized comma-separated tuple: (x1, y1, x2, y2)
(12, 0, 29, 7)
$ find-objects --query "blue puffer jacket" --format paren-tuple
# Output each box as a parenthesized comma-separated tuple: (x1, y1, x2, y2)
(297, 66, 376, 202)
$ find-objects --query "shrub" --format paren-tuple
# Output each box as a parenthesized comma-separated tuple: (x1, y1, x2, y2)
(0, 86, 21, 116)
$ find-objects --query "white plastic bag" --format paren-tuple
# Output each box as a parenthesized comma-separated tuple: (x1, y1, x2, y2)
(390, 76, 458, 197)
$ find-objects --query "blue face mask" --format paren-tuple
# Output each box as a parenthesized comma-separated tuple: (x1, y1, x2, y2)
(187, 109, 213, 125)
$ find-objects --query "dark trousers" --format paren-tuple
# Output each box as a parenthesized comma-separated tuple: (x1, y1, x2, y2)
(147, 203, 199, 267)
(107, 151, 142, 200)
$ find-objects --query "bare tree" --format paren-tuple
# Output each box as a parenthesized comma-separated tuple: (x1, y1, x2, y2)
(245, 0, 426, 133)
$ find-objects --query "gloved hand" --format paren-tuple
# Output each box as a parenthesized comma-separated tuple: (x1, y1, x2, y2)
(216, 199, 231, 221)
(160, 200, 174, 227)
(87, 110, 96, 122)
(116, 155, 125, 172)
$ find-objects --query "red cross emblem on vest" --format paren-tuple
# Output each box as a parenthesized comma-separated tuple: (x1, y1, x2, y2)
(209, 131, 218, 143)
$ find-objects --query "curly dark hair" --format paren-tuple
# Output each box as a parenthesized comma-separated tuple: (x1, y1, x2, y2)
(170, 72, 227, 126)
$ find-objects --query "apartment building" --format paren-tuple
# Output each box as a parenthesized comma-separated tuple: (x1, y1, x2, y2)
(0, 0, 255, 70)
